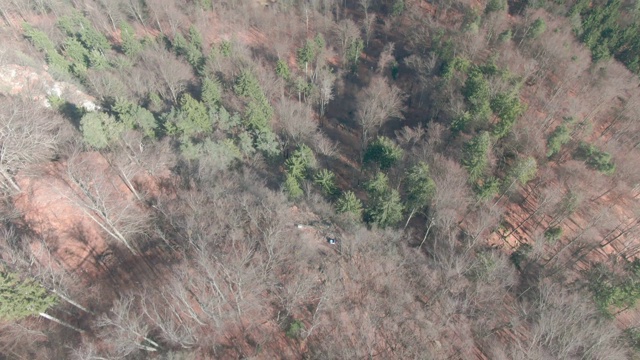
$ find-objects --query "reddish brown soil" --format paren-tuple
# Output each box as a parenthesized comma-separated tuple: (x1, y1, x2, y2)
(15, 160, 110, 280)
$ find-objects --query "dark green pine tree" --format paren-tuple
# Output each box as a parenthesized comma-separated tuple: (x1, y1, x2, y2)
(364, 173, 404, 228)
(403, 163, 436, 228)
(336, 190, 364, 218)
(462, 131, 491, 182)
(0, 271, 56, 321)
(0, 270, 84, 332)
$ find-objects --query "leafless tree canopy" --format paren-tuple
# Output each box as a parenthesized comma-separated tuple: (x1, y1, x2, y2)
(2, 0, 640, 359)
(356, 76, 406, 147)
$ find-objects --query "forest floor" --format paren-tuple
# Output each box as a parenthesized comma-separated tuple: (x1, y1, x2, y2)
(5, 3, 640, 357)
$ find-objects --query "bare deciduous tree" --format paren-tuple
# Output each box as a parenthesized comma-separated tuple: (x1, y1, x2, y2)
(315, 67, 336, 117)
(377, 42, 395, 74)
(64, 149, 151, 254)
(0, 97, 62, 194)
(141, 45, 192, 104)
(355, 76, 406, 151)
(140, 286, 199, 348)
(96, 294, 159, 357)
(275, 98, 317, 147)
(334, 18, 360, 65)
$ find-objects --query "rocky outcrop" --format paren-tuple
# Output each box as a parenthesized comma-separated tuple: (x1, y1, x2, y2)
(0, 64, 98, 111)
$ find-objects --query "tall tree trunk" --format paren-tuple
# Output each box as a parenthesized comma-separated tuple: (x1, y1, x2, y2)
(39, 312, 84, 333)
(0, 168, 21, 193)
(52, 290, 94, 314)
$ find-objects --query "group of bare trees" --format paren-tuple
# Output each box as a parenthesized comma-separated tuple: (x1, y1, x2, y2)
(2, 0, 640, 358)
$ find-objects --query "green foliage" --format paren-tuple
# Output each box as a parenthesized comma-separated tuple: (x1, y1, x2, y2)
(233, 70, 278, 154)
(0, 271, 57, 321)
(462, 9, 481, 33)
(574, 142, 616, 175)
(391, 61, 400, 80)
(46, 52, 72, 76)
(336, 191, 363, 217)
(404, 163, 436, 211)
(276, 59, 291, 80)
(314, 169, 338, 197)
(253, 127, 281, 157)
(491, 92, 526, 138)
(546, 124, 571, 157)
(363, 137, 403, 170)
(366, 188, 404, 228)
(120, 21, 142, 58)
(462, 69, 492, 124)
(364, 173, 404, 228)
(148, 92, 163, 111)
(201, 77, 222, 110)
(587, 263, 640, 315)
(173, 27, 205, 71)
(571, 0, 640, 66)
(485, 0, 507, 13)
(61, 39, 89, 75)
(528, 18, 547, 39)
(498, 29, 513, 43)
(112, 98, 157, 138)
(392, 0, 405, 16)
(188, 26, 203, 51)
(625, 328, 640, 351)
(172, 33, 188, 56)
(286, 319, 305, 338)
(462, 132, 491, 181)
(451, 111, 472, 133)
(22, 23, 56, 52)
(217, 106, 242, 132)
(58, 12, 110, 54)
(185, 43, 204, 72)
(314, 34, 326, 50)
(245, 98, 274, 132)
(237, 131, 256, 156)
(284, 174, 304, 200)
(346, 37, 364, 69)
(432, 30, 454, 61)
(553, 191, 579, 220)
(365, 172, 390, 198)
(178, 94, 211, 136)
(80, 112, 124, 149)
(505, 157, 538, 189)
(294, 77, 313, 99)
(473, 176, 501, 200)
(297, 40, 316, 71)
(30, 12, 111, 78)
(478, 58, 502, 77)
(544, 226, 563, 243)
(23, 23, 71, 75)
(219, 40, 232, 57)
(165, 94, 211, 139)
(235, 71, 263, 99)
(286, 145, 316, 181)
(196, 0, 213, 10)
(441, 56, 471, 80)
(87, 49, 109, 70)
(510, 243, 532, 271)
(47, 95, 66, 110)
(467, 251, 501, 281)
(181, 138, 241, 175)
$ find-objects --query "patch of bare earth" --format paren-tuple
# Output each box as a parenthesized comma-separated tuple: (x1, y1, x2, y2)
(15, 160, 110, 280)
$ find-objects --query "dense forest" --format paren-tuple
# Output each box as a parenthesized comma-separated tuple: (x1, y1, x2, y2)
(1, 0, 640, 358)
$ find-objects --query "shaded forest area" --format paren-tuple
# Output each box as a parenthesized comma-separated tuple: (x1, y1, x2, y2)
(0, 0, 640, 358)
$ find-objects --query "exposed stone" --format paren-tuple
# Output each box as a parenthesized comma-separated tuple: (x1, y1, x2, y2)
(0, 64, 99, 111)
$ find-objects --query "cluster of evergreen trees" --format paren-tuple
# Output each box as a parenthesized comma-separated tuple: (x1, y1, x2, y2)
(571, 0, 640, 73)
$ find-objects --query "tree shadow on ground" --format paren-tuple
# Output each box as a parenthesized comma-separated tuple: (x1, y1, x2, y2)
(508, 0, 529, 16)
(57, 101, 85, 130)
